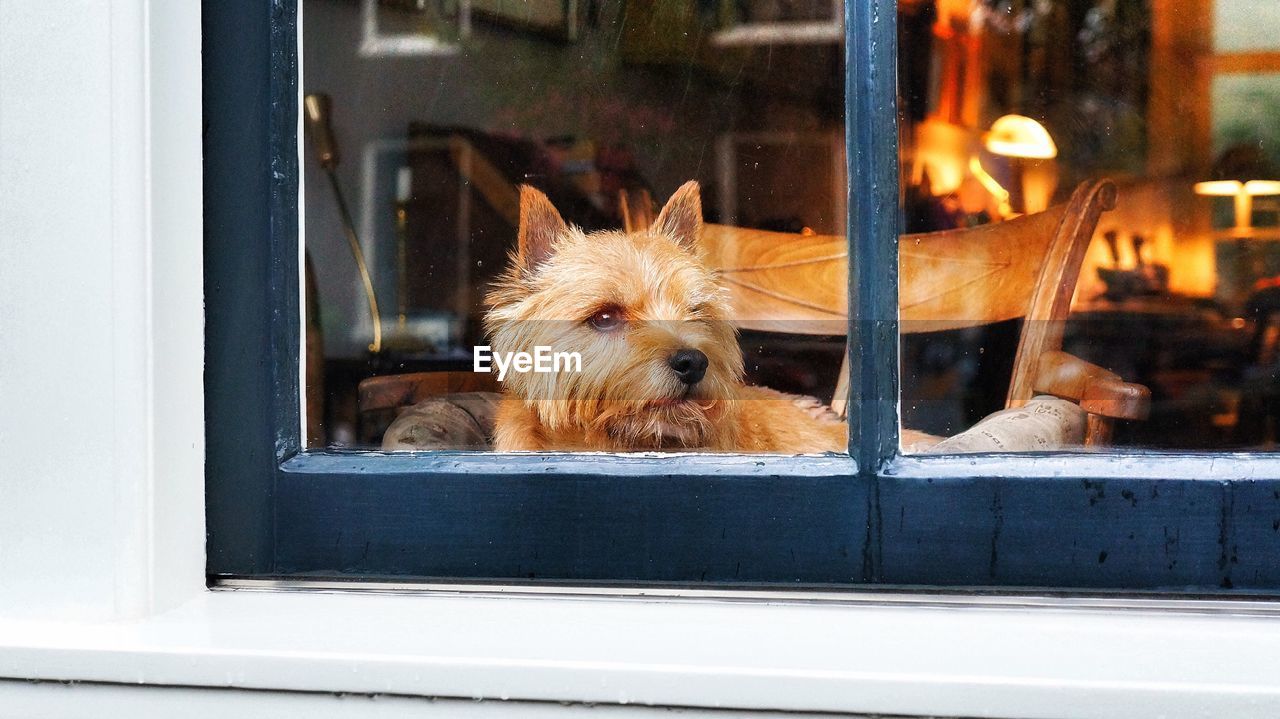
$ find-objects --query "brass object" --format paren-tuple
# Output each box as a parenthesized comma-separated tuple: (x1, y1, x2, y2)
(304, 92, 383, 354)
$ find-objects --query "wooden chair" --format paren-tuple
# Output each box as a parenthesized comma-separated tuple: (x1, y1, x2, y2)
(367, 180, 1149, 450)
(698, 179, 1150, 447)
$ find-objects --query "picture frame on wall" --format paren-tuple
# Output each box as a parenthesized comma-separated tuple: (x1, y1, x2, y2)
(359, 0, 471, 57)
(470, 0, 584, 42)
(711, 0, 842, 46)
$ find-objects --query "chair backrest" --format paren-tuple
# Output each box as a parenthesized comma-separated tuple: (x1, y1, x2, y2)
(698, 179, 1118, 409)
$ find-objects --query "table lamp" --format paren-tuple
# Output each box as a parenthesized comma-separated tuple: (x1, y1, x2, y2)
(1194, 179, 1280, 234)
(980, 114, 1059, 215)
(985, 114, 1058, 160)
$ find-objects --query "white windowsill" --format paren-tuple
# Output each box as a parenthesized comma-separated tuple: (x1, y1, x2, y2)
(4, 587, 1280, 718)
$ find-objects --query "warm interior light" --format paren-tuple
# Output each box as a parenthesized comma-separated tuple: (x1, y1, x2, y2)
(1245, 180, 1280, 196)
(969, 156, 1014, 219)
(984, 115, 1058, 159)
(1193, 179, 1280, 231)
(1194, 180, 1280, 196)
(915, 119, 972, 195)
(1194, 180, 1244, 196)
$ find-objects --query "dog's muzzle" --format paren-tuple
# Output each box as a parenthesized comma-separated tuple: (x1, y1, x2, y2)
(668, 348, 708, 385)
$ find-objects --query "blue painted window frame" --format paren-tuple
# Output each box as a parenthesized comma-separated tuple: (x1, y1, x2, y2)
(205, 0, 1280, 592)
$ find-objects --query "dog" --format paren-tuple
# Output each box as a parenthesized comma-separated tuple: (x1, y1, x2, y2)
(484, 181, 848, 453)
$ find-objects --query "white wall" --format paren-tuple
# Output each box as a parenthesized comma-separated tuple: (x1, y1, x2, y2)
(0, 0, 204, 620)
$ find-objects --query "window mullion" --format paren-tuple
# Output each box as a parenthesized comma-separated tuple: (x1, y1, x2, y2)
(847, 0, 901, 473)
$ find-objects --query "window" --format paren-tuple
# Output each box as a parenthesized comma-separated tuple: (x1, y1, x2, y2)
(898, 0, 1280, 455)
(206, 0, 1280, 594)
(300, 0, 850, 456)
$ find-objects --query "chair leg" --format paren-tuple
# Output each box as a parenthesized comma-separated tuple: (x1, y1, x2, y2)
(1084, 415, 1113, 447)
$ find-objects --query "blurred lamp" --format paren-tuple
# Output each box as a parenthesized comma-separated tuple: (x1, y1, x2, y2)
(1248, 180, 1280, 196)
(1195, 179, 1280, 232)
(985, 115, 1058, 160)
(980, 115, 1059, 215)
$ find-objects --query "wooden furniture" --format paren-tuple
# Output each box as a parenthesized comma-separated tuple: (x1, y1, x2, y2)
(699, 179, 1150, 447)
(358, 371, 499, 446)
(366, 180, 1149, 450)
(1031, 350, 1151, 446)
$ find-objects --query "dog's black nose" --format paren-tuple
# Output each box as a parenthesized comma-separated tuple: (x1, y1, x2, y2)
(668, 348, 708, 385)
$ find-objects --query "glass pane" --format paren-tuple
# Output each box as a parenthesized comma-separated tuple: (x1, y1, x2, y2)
(301, 0, 848, 454)
(1213, 73, 1280, 167)
(1215, 0, 1280, 52)
(898, 0, 1280, 453)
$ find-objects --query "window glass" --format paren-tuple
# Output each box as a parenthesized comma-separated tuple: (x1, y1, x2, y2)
(1213, 73, 1280, 167)
(899, 0, 1280, 453)
(1215, 0, 1280, 52)
(302, 0, 849, 454)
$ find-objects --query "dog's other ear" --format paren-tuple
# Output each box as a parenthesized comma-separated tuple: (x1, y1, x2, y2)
(517, 185, 568, 270)
(652, 180, 702, 251)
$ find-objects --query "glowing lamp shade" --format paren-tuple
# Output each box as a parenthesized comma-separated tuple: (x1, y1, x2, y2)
(1194, 178, 1280, 232)
(1246, 180, 1280, 196)
(1194, 180, 1280, 196)
(1194, 180, 1243, 196)
(984, 115, 1058, 160)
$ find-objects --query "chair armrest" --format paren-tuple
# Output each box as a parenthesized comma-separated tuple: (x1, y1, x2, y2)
(1033, 350, 1150, 420)
(1080, 376, 1151, 421)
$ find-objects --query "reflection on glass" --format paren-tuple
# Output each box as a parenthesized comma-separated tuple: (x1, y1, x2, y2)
(302, 0, 848, 453)
(360, 0, 468, 57)
(900, 0, 1280, 453)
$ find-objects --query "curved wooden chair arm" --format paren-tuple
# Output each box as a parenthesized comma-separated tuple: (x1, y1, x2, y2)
(1080, 378, 1151, 422)
(1033, 350, 1117, 402)
(1032, 350, 1150, 418)
(1032, 350, 1150, 447)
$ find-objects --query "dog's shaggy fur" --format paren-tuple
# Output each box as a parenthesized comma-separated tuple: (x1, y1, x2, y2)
(484, 181, 847, 453)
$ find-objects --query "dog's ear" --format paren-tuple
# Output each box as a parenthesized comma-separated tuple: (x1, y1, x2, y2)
(652, 180, 702, 251)
(517, 185, 568, 270)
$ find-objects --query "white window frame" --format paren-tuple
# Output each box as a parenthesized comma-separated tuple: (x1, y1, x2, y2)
(4, 1, 1280, 716)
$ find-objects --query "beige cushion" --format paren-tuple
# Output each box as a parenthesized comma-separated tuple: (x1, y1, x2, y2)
(381, 392, 501, 451)
(912, 396, 1087, 454)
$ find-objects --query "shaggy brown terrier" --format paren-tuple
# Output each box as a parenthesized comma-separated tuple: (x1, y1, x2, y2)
(484, 181, 847, 453)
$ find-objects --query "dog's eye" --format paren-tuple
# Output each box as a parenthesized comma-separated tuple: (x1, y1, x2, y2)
(587, 307, 624, 331)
